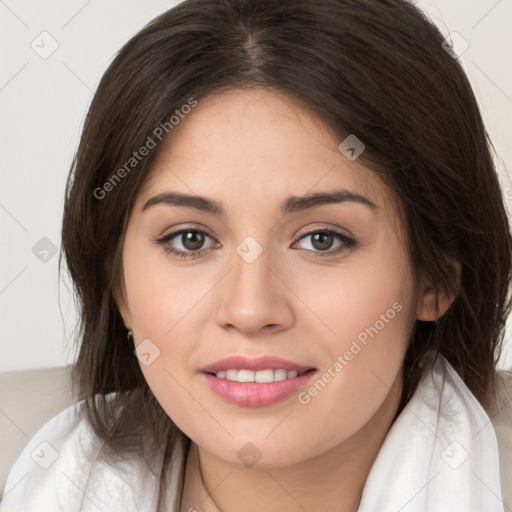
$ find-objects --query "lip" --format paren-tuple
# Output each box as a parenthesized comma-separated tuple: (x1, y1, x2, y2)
(200, 355, 315, 374)
(200, 355, 317, 407)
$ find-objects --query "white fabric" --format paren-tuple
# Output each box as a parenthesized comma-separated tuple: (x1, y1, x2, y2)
(0, 352, 509, 511)
(357, 351, 505, 511)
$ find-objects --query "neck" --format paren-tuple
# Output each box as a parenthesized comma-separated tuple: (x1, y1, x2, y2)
(181, 373, 402, 512)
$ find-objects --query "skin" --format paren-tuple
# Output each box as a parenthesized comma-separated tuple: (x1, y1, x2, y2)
(115, 88, 458, 512)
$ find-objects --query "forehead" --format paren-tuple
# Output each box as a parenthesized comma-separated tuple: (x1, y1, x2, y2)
(137, 88, 395, 219)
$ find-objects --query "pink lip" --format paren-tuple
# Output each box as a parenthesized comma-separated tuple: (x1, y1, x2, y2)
(200, 355, 317, 407)
(200, 355, 314, 374)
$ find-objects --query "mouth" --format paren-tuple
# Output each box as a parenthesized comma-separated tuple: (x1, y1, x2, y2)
(200, 354, 315, 374)
(200, 355, 317, 407)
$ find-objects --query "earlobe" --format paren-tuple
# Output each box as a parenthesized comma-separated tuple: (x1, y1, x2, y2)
(416, 259, 461, 322)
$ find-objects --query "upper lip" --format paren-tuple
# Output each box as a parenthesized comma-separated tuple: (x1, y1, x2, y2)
(200, 355, 315, 374)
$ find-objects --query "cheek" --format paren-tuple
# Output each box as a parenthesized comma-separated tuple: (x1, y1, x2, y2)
(123, 240, 206, 339)
(326, 269, 411, 362)
(299, 242, 414, 361)
(296, 253, 414, 435)
(122, 242, 203, 410)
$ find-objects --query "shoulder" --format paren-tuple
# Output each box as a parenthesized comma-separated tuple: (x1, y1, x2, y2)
(0, 399, 95, 510)
(492, 369, 512, 509)
(0, 397, 167, 512)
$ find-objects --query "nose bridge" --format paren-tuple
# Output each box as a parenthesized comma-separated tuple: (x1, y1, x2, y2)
(215, 233, 292, 333)
(230, 234, 275, 306)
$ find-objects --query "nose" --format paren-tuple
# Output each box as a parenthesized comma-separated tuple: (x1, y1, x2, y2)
(215, 240, 294, 337)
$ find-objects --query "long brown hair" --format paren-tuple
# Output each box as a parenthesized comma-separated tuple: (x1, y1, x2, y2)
(60, 0, 512, 508)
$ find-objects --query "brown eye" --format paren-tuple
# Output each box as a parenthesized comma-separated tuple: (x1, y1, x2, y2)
(155, 228, 217, 259)
(180, 231, 206, 251)
(309, 232, 335, 251)
(294, 229, 356, 258)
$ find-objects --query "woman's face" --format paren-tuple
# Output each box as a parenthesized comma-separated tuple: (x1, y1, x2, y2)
(117, 88, 423, 467)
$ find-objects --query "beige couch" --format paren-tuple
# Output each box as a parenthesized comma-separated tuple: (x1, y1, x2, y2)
(0, 366, 75, 495)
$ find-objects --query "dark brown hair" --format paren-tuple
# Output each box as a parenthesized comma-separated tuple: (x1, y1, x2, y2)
(60, 0, 512, 509)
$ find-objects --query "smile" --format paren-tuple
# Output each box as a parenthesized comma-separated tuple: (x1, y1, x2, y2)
(202, 367, 317, 407)
(213, 368, 309, 383)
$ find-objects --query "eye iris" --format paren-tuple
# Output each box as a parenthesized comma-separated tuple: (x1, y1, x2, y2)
(311, 232, 334, 251)
(182, 231, 204, 251)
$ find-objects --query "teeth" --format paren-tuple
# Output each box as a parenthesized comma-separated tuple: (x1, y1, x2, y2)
(215, 369, 304, 382)
(226, 369, 238, 381)
(255, 369, 274, 383)
(275, 369, 287, 381)
(238, 369, 255, 382)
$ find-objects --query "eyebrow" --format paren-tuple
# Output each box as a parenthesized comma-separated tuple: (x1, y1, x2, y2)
(142, 188, 379, 216)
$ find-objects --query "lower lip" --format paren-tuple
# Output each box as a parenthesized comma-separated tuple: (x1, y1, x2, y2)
(202, 370, 317, 407)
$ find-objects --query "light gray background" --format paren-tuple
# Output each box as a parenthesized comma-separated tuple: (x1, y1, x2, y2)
(1, 0, 511, 371)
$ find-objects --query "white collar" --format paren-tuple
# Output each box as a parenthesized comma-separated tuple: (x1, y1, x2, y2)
(357, 351, 504, 511)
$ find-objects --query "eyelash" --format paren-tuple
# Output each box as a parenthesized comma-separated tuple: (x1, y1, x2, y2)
(155, 227, 357, 260)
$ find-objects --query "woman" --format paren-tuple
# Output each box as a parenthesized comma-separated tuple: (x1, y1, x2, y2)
(1, 0, 511, 510)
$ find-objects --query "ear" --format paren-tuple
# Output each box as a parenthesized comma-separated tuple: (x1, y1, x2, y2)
(113, 283, 133, 331)
(416, 258, 461, 322)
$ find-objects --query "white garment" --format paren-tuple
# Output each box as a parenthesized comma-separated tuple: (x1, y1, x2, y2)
(0, 352, 510, 511)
